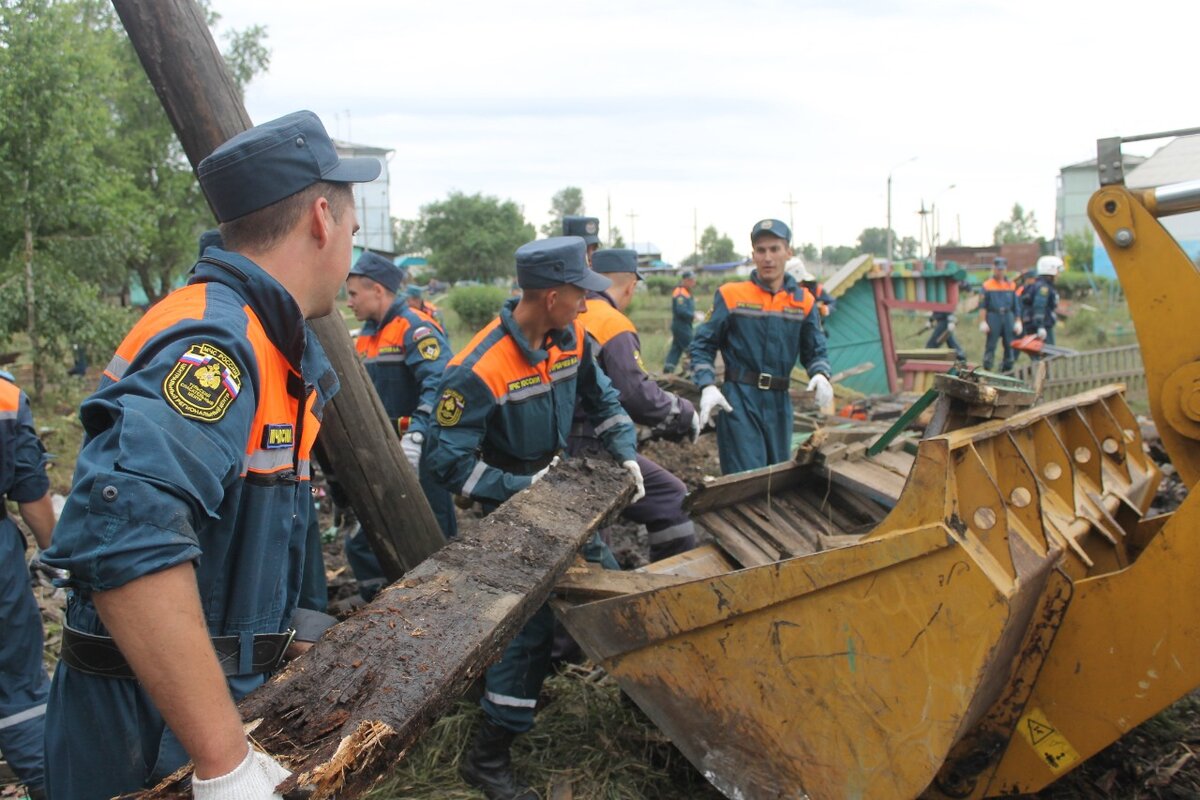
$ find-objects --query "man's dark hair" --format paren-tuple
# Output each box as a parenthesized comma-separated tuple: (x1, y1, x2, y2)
(220, 181, 355, 253)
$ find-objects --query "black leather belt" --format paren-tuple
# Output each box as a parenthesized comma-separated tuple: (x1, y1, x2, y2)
(725, 366, 790, 391)
(60, 625, 294, 679)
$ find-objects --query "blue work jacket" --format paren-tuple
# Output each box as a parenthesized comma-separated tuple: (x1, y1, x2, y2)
(356, 299, 450, 435)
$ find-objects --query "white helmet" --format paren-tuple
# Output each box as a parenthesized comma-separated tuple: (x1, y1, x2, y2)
(1036, 255, 1063, 276)
(786, 256, 814, 282)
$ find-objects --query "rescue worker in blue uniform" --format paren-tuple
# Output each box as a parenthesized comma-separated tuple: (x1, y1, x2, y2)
(562, 214, 602, 263)
(1027, 255, 1062, 356)
(425, 237, 641, 800)
(926, 311, 967, 360)
(0, 372, 55, 800)
(979, 256, 1022, 372)
(343, 250, 455, 596)
(404, 284, 447, 335)
(570, 248, 700, 561)
(691, 219, 832, 475)
(41, 110, 380, 800)
(663, 268, 696, 374)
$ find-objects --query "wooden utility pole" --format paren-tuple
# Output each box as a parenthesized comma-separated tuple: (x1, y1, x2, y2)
(110, 0, 444, 578)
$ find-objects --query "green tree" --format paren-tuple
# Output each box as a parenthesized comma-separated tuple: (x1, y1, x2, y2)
(856, 227, 892, 258)
(391, 217, 423, 254)
(609, 225, 627, 248)
(799, 243, 819, 261)
(993, 203, 1039, 245)
(539, 186, 585, 237)
(421, 192, 535, 283)
(682, 225, 739, 266)
(1063, 229, 1094, 272)
(899, 236, 919, 259)
(821, 245, 857, 265)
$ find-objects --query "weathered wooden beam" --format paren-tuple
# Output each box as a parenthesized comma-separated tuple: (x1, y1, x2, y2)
(110, 0, 443, 576)
(136, 460, 634, 799)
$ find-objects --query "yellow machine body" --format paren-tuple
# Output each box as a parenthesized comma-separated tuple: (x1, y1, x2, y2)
(559, 167, 1200, 799)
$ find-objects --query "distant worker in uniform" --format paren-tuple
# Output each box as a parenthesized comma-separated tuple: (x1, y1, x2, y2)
(663, 268, 696, 375)
(691, 219, 832, 475)
(925, 311, 967, 360)
(346, 250, 455, 578)
(571, 248, 700, 562)
(1027, 255, 1062, 358)
(979, 256, 1022, 372)
(786, 256, 836, 327)
(563, 214, 602, 263)
(425, 237, 641, 800)
(405, 283, 446, 333)
(42, 110, 380, 799)
(0, 372, 55, 800)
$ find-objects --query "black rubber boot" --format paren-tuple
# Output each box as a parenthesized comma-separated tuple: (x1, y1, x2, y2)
(459, 719, 539, 800)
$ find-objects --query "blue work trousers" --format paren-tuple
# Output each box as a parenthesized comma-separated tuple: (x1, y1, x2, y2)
(983, 312, 1016, 372)
(0, 520, 49, 793)
(664, 324, 693, 373)
(715, 382, 794, 475)
(481, 533, 616, 733)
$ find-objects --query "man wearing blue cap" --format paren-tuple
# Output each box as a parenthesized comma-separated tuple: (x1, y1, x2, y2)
(562, 214, 602, 263)
(424, 236, 640, 800)
(569, 248, 699, 562)
(979, 256, 1021, 372)
(663, 268, 697, 374)
(42, 110, 380, 799)
(691, 218, 832, 474)
(405, 283, 446, 333)
(346, 250, 455, 548)
(0, 371, 56, 800)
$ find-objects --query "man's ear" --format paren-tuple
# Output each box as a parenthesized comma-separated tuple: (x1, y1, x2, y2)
(310, 196, 332, 246)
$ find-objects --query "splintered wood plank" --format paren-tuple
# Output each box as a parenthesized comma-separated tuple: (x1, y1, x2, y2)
(638, 543, 737, 580)
(739, 498, 818, 557)
(135, 461, 633, 800)
(686, 461, 809, 513)
(698, 512, 775, 568)
(554, 566, 695, 601)
(716, 509, 782, 563)
(869, 449, 916, 478)
(827, 484, 892, 527)
(819, 460, 907, 509)
(777, 493, 835, 543)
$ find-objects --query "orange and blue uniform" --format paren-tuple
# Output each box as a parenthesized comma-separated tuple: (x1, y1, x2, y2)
(424, 297, 636, 732)
(42, 250, 338, 798)
(571, 293, 696, 561)
(690, 270, 830, 474)
(981, 275, 1019, 371)
(664, 283, 694, 373)
(0, 373, 51, 795)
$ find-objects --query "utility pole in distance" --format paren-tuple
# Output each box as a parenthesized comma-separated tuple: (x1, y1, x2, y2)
(783, 192, 798, 236)
(627, 210, 638, 253)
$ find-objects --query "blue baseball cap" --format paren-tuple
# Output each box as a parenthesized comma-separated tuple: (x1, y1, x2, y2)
(993, 256, 1008, 269)
(591, 248, 643, 281)
(516, 237, 611, 292)
(750, 218, 791, 243)
(348, 251, 403, 293)
(562, 215, 602, 246)
(680, 268, 695, 279)
(198, 110, 381, 223)
(198, 229, 223, 257)
(405, 285, 424, 298)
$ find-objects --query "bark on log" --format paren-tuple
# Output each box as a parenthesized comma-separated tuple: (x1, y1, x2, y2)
(133, 460, 633, 799)
(109, 0, 443, 576)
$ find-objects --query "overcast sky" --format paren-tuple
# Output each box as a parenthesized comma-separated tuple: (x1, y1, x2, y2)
(209, 0, 1190, 264)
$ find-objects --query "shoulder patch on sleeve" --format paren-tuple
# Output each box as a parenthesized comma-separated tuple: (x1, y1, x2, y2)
(417, 336, 442, 361)
(162, 343, 243, 423)
(436, 388, 465, 427)
(634, 349, 648, 374)
(1038, 286, 1050, 296)
(412, 325, 434, 341)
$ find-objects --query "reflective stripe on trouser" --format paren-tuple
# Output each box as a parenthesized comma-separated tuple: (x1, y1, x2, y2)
(483, 533, 616, 732)
(44, 600, 268, 799)
(983, 311, 1015, 371)
(715, 382, 794, 475)
(615, 455, 696, 562)
(0, 520, 50, 790)
(664, 325, 692, 371)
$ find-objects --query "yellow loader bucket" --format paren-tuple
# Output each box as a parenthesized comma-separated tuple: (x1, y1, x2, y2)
(560, 387, 1166, 799)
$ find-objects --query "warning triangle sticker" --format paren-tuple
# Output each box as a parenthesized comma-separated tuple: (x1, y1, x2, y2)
(1027, 718, 1055, 746)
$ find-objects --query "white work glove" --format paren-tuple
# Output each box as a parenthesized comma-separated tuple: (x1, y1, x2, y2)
(1037, 327, 1047, 340)
(192, 747, 290, 800)
(947, 314, 957, 332)
(1013, 319, 1024, 336)
(689, 411, 701, 444)
(530, 456, 560, 486)
(698, 385, 733, 430)
(806, 374, 835, 415)
(979, 320, 990, 333)
(622, 459, 646, 503)
(399, 431, 423, 470)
